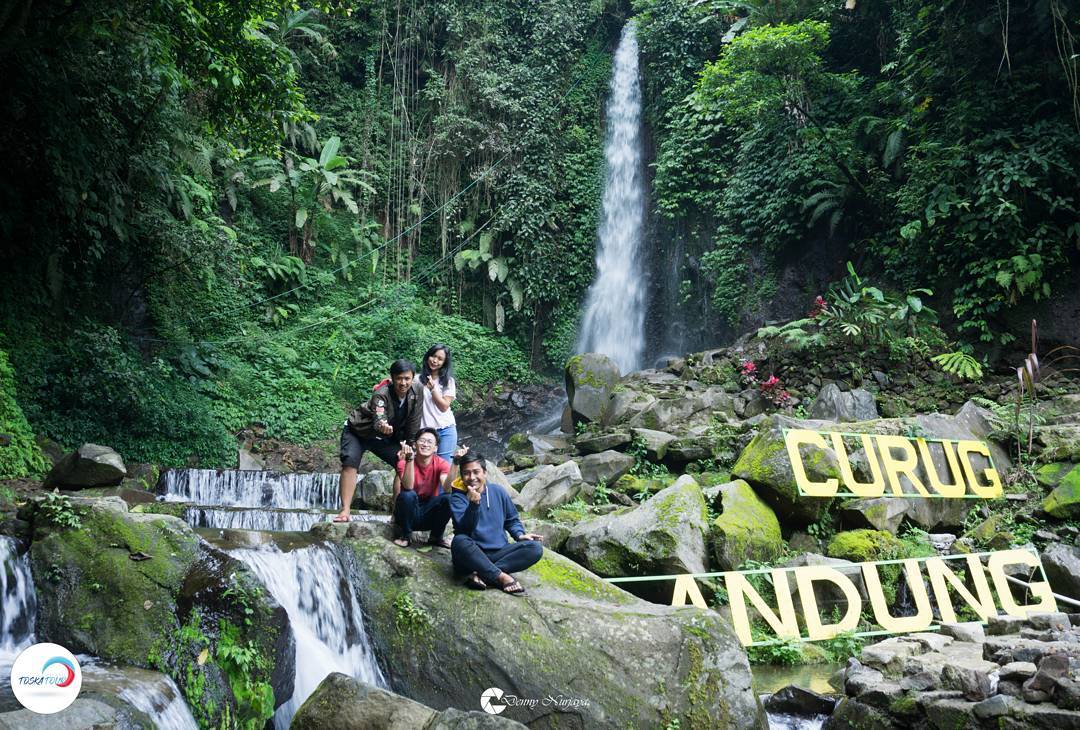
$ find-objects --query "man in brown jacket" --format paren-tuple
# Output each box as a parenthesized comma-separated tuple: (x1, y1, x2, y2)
(334, 359, 423, 522)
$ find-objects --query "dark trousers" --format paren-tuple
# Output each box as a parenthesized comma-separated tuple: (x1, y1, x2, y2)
(394, 491, 451, 541)
(451, 535, 543, 584)
(339, 426, 399, 469)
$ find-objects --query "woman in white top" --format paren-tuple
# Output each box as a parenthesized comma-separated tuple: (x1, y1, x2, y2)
(420, 344, 457, 464)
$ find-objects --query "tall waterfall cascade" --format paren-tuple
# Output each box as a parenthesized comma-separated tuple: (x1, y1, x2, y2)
(233, 544, 387, 729)
(576, 21, 647, 375)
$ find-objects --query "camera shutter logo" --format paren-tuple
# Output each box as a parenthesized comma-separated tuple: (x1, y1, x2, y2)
(480, 687, 505, 714)
(10, 642, 82, 714)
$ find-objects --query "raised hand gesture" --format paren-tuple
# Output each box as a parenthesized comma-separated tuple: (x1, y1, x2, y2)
(398, 441, 414, 462)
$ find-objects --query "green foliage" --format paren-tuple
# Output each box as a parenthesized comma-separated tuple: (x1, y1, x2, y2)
(393, 592, 430, 636)
(638, 0, 1080, 344)
(819, 630, 865, 663)
(37, 492, 82, 530)
(216, 620, 275, 729)
(0, 348, 48, 479)
(816, 262, 937, 347)
(747, 631, 803, 666)
(932, 351, 984, 381)
(628, 435, 670, 479)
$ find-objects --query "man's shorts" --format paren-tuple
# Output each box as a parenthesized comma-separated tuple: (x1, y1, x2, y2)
(339, 425, 399, 469)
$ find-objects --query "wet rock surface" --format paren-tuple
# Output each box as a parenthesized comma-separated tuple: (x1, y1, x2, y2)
(827, 613, 1080, 728)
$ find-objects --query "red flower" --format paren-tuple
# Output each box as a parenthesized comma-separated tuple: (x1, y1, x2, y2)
(760, 375, 780, 390)
(740, 360, 757, 375)
(809, 295, 828, 318)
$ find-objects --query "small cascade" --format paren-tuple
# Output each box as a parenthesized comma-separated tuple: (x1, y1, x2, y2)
(576, 21, 648, 374)
(161, 469, 340, 509)
(232, 543, 386, 729)
(186, 506, 390, 533)
(0, 537, 36, 691)
(81, 660, 198, 730)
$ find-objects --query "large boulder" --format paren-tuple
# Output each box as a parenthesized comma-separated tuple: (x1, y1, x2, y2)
(576, 450, 635, 486)
(1041, 542, 1080, 601)
(565, 353, 621, 426)
(809, 385, 879, 423)
(630, 427, 677, 461)
(1043, 466, 1080, 518)
(710, 480, 783, 570)
(292, 673, 525, 729)
(29, 498, 294, 729)
(516, 461, 585, 516)
(44, 443, 126, 489)
(563, 475, 709, 577)
(731, 416, 837, 524)
(359, 469, 395, 511)
(575, 429, 632, 454)
(334, 521, 761, 729)
(839, 497, 910, 534)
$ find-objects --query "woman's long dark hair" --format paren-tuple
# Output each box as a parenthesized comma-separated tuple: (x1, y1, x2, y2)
(420, 344, 453, 388)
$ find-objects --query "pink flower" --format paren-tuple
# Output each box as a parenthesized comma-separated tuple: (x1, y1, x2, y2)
(760, 375, 780, 390)
(809, 295, 828, 318)
(740, 360, 757, 375)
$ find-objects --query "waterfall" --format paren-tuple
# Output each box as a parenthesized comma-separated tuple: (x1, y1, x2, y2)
(0, 537, 35, 691)
(81, 660, 198, 730)
(576, 21, 647, 375)
(232, 544, 386, 729)
(161, 469, 340, 509)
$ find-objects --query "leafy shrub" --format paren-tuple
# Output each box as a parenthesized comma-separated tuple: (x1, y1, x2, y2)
(0, 348, 48, 479)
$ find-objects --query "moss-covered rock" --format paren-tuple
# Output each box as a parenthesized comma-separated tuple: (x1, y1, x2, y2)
(964, 513, 1015, 549)
(1043, 466, 1080, 518)
(563, 475, 709, 577)
(710, 479, 783, 570)
(826, 529, 904, 563)
(1035, 462, 1077, 489)
(565, 353, 621, 426)
(334, 521, 761, 729)
(731, 416, 836, 524)
(292, 673, 527, 729)
(29, 499, 293, 729)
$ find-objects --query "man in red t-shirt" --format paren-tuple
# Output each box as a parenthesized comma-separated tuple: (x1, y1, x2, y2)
(392, 427, 453, 548)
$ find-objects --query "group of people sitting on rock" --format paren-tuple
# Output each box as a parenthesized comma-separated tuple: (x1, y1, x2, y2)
(334, 348, 542, 596)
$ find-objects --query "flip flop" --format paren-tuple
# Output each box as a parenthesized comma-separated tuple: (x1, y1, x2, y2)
(464, 574, 487, 591)
(332, 514, 351, 523)
(500, 580, 526, 597)
(427, 537, 452, 549)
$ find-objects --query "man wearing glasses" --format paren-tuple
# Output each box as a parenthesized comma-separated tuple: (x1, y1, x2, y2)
(392, 427, 454, 548)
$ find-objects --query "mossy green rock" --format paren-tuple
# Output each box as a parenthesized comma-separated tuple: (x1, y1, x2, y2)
(292, 673, 525, 729)
(1035, 462, 1076, 489)
(731, 416, 836, 524)
(1043, 466, 1080, 518)
(710, 480, 783, 570)
(29, 498, 294, 728)
(334, 521, 761, 729)
(565, 353, 621, 426)
(564, 475, 709, 577)
(965, 513, 1014, 549)
(826, 529, 904, 563)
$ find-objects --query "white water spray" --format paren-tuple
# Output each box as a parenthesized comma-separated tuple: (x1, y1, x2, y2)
(233, 544, 386, 729)
(577, 21, 647, 374)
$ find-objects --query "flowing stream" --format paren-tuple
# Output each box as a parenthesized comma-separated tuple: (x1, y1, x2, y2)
(232, 544, 386, 729)
(576, 21, 647, 374)
(0, 537, 35, 709)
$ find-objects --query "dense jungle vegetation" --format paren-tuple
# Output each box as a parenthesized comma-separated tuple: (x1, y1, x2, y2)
(0, 0, 1077, 472)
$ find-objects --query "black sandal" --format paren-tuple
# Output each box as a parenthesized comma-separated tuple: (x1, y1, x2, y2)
(464, 574, 487, 591)
(501, 580, 526, 597)
(427, 536, 452, 549)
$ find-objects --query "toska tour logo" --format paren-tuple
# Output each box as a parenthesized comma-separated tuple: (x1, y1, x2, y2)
(10, 643, 82, 714)
(480, 687, 506, 714)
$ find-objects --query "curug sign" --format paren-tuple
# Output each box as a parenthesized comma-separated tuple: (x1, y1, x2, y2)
(648, 549, 1056, 646)
(783, 428, 1002, 499)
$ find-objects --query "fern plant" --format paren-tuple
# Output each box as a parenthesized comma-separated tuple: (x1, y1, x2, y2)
(931, 351, 984, 381)
(755, 318, 827, 351)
